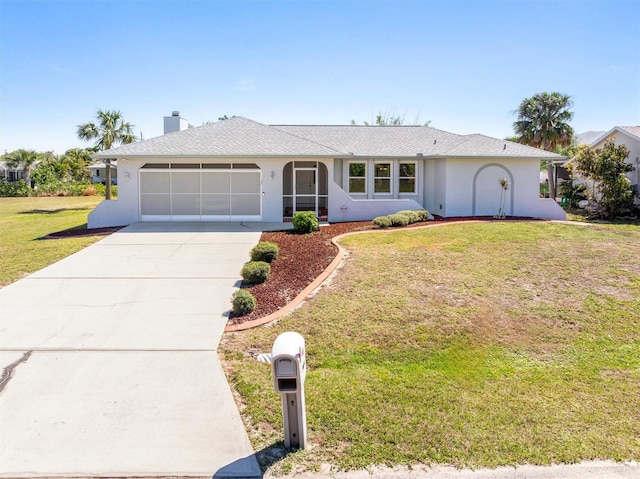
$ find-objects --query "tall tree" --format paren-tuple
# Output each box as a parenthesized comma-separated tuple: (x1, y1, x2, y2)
(513, 92, 574, 199)
(60, 148, 94, 182)
(1, 149, 41, 185)
(77, 109, 136, 199)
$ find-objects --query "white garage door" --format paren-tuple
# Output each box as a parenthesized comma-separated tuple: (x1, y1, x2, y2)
(140, 163, 262, 221)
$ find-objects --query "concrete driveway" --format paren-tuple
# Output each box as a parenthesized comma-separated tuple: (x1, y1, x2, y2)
(0, 222, 278, 478)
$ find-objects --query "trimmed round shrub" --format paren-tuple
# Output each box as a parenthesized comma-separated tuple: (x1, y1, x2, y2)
(292, 211, 319, 234)
(251, 241, 279, 263)
(388, 213, 410, 227)
(231, 289, 256, 316)
(241, 261, 271, 284)
(372, 216, 392, 228)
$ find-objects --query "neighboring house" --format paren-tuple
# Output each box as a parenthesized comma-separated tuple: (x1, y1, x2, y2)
(87, 161, 118, 185)
(576, 130, 606, 146)
(87, 113, 566, 228)
(0, 161, 25, 182)
(569, 126, 640, 204)
(589, 126, 640, 192)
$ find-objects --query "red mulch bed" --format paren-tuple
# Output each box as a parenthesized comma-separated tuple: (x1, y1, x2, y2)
(227, 221, 374, 326)
(227, 216, 542, 326)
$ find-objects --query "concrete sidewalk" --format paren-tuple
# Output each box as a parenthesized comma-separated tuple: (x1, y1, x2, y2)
(0, 222, 274, 478)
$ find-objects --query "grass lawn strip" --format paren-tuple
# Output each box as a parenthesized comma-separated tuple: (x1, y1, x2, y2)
(220, 221, 640, 474)
(0, 196, 104, 286)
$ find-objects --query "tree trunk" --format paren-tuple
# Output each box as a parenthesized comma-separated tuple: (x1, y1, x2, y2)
(105, 159, 112, 200)
(546, 162, 556, 200)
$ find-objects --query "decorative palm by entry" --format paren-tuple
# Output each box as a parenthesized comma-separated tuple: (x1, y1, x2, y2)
(496, 177, 509, 219)
(77, 109, 136, 199)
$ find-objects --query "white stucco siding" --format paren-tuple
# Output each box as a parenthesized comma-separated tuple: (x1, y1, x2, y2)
(328, 158, 425, 222)
(432, 159, 447, 216)
(443, 158, 565, 219)
(88, 158, 139, 228)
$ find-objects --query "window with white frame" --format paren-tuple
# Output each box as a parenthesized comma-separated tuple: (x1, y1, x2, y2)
(348, 162, 366, 193)
(399, 162, 416, 193)
(374, 162, 391, 193)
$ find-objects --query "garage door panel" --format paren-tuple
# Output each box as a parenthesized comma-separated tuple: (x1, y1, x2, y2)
(202, 194, 231, 215)
(172, 172, 200, 193)
(141, 172, 170, 194)
(172, 194, 201, 215)
(231, 194, 261, 216)
(141, 194, 171, 215)
(202, 172, 230, 193)
(231, 173, 260, 194)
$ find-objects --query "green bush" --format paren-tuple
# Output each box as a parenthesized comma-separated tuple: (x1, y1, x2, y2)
(396, 210, 421, 223)
(559, 181, 586, 209)
(388, 213, 410, 227)
(372, 216, 392, 228)
(0, 179, 31, 197)
(373, 209, 430, 228)
(251, 241, 279, 263)
(231, 289, 256, 316)
(415, 209, 431, 222)
(241, 261, 271, 284)
(292, 211, 319, 234)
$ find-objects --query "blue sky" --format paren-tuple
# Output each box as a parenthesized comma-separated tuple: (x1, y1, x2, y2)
(1, 0, 639, 154)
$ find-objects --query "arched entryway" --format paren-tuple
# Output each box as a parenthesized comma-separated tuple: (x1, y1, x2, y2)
(472, 163, 514, 216)
(282, 161, 328, 220)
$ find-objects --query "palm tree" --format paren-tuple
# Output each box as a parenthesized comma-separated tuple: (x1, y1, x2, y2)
(2, 149, 41, 186)
(513, 92, 574, 199)
(62, 148, 94, 182)
(77, 109, 136, 199)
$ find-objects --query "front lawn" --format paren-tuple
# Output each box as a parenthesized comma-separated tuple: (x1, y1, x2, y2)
(0, 196, 104, 286)
(221, 221, 640, 473)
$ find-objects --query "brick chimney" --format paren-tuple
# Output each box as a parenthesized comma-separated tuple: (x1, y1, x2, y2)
(163, 111, 188, 134)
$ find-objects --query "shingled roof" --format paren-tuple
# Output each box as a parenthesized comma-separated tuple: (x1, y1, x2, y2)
(590, 126, 640, 146)
(95, 116, 562, 160)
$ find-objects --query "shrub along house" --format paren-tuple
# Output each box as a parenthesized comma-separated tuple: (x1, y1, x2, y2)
(87, 113, 566, 228)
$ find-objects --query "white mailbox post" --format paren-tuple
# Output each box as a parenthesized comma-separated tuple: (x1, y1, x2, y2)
(271, 331, 307, 449)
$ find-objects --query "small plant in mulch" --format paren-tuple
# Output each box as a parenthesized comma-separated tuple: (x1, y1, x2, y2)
(231, 290, 256, 316)
(241, 261, 271, 284)
(372, 215, 392, 228)
(250, 241, 279, 263)
(292, 211, 319, 234)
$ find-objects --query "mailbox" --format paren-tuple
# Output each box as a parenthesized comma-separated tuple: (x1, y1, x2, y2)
(271, 331, 307, 449)
(271, 331, 306, 393)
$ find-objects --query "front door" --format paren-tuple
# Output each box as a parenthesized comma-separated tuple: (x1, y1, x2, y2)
(294, 168, 317, 214)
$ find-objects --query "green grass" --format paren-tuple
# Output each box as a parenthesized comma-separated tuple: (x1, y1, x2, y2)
(221, 221, 640, 473)
(0, 196, 105, 286)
